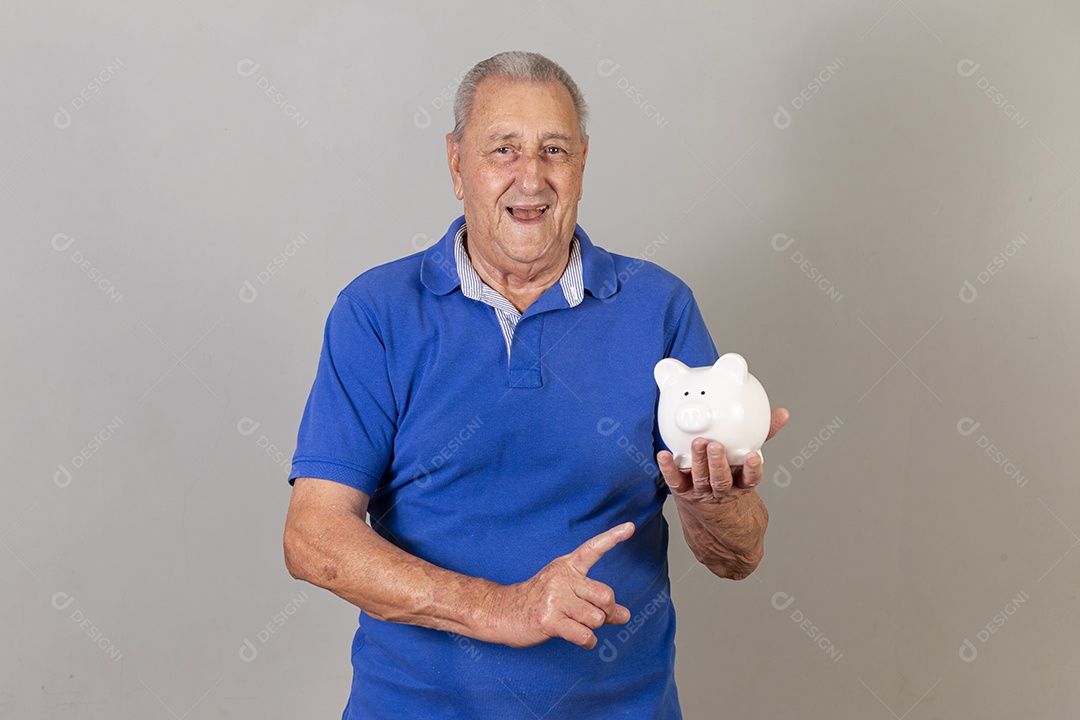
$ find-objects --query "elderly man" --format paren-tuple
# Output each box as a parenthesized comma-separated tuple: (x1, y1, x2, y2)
(284, 51, 788, 719)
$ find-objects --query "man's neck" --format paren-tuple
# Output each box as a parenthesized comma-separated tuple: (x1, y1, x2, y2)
(464, 235, 570, 314)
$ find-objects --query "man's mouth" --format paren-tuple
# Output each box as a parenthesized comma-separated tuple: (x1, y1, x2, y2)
(507, 205, 549, 222)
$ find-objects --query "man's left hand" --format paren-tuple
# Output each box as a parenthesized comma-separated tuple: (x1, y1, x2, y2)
(657, 408, 790, 504)
(656, 408, 789, 579)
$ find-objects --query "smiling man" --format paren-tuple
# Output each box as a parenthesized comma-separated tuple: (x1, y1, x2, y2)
(284, 51, 788, 719)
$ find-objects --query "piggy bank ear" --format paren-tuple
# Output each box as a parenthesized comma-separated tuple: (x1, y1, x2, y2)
(712, 353, 749, 383)
(654, 358, 689, 389)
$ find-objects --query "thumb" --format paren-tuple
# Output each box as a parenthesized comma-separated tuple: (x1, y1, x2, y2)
(568, 522, 635, 574)
(765, 407, 790, 442)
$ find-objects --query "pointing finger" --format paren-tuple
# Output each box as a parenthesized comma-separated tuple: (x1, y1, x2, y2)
(568, 522, 635, 574)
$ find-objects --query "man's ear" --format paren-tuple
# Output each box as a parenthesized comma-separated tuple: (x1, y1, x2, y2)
(446, 133, 464, 200)
(579, 133, 588, 200)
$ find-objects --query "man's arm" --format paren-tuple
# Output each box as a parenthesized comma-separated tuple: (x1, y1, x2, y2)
(657, 408, 789, 580)
(670, 485, 768, 580)
(283, 476, 634, 649)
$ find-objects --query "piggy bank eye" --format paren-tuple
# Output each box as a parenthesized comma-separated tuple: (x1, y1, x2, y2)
(700, 391, 706, 395)
(683, 391, 689, 396)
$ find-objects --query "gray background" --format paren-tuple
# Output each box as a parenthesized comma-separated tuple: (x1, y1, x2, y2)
(3, 1, 1077, 718)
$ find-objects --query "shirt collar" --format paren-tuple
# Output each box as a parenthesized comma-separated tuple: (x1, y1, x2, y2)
(454, 223, 583, 309)
(421, 215, 617, 302)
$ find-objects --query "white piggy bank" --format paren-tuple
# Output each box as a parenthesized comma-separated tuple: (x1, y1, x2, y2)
(654, 353, 772, 469)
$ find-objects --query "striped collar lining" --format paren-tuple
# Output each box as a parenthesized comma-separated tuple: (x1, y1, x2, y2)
(453, 223, 584, 358)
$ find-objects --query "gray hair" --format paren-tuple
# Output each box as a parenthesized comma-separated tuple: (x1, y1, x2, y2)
(451, 51, 589, 143)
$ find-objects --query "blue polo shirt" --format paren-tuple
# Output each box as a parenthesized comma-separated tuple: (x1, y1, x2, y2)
(290, 215, 718, 719)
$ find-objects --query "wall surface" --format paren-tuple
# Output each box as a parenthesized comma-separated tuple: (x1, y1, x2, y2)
(2, 1, 1078, 718)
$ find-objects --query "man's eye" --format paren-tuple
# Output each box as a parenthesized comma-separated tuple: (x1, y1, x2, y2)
(495, 147, 512, 154)
(545, 146, 564, 154)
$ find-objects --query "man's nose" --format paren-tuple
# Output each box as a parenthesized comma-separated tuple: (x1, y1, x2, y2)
(515, 151, 546, 195)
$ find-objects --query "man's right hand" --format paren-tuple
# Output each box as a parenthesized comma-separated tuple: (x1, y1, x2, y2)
(481, 522, 635, 650)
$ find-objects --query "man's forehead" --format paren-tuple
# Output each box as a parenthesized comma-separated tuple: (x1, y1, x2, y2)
(483, 129, 575, 143)
(470, 78, 579, 131)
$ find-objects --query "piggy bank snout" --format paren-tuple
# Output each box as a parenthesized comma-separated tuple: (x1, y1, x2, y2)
(674, 401, 712, 434)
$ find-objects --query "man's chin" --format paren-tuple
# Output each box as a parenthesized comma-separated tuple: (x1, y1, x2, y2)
(491, 228, 567, 264)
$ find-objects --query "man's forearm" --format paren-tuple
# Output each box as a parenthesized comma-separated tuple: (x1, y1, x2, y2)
(672, 490, 768, 580)
(284, 478, 638, 650)
(284, 506, 500, 638)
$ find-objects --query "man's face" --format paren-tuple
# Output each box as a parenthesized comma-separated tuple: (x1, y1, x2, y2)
(446, 76, 588, 269)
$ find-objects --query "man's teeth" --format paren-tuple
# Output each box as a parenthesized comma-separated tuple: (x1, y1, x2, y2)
(510, 205, 547, 216)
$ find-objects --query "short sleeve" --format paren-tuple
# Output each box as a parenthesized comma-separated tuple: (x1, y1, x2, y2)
(666, 292, 719, 367)
(288, 293, 397, 495)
